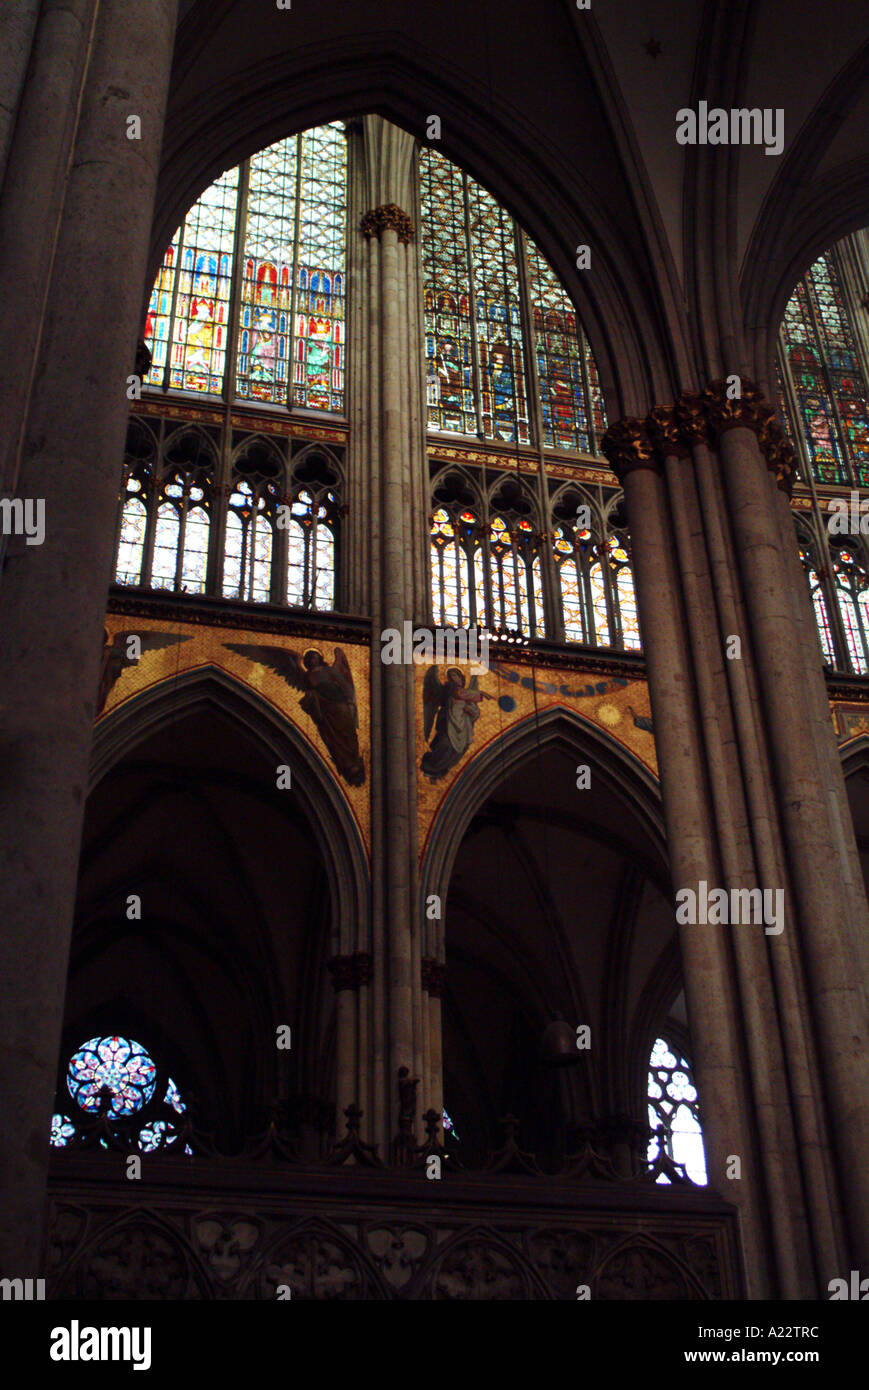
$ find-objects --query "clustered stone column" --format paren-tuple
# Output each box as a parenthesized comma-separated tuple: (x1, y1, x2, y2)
(421, 957, 446, 1125)
(0, 0, 180, 1279)
(603, 382, 869, 1298)
(348, 117, 431, 1155)
(327, 951, 373, 1130)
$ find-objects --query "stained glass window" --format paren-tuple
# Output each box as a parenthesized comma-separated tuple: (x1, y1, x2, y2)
(66, 1035, 157, 1118)
(170, 170, 239, 394)
(525, 237, 600, 452)
(831, 546, 869, 673)
(488, 516, 543, 636)
(285, 488, 338, 609)
(608, 538, 641, 650)
(50, 1114, 75, 1148)
(237, 140, 296, 404)
(468, 184, 529, 444)
(589, 550, 611, 646)
(798, 544, 836, 665)
(554, 527, 594, 643)
(144, 231, 179, 388)
(139, 1079, 189, 1153)
(420, 148, 607, 452)
(52, 1037, 190, 1154)
(430, 506, 484, 628)
(116, 485, 148, 585)
(143, 124, 347, 411)
(223, 480, 277, 603)
(443, 1108, 460, 1142)
(295, 125, 346, 411)
(552, 518, 640, 650)
(113, 420, 342, 612)
(420, 153, 478, 436)
(778, 249, 869, 485)
(647, 1036, 707, 1186)
(421, 149, 530, 443)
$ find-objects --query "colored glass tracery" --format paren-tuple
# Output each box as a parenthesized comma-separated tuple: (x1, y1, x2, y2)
(144, 124, 346, 412)
(525, 240, 591, 451)
(779, 251, 869, 485)
(420, 147, 607, 452)
(647, 1036, 707, 1186)
(52, 1036, 190, 1154)
(552, 525, 640, 650)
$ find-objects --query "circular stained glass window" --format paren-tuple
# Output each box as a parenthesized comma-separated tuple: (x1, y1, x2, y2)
(67, 1035, 157, 1117)
(50, 1114, 75, 1148)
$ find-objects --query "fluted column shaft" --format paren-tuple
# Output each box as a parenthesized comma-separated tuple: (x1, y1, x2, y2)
(604, 382, 869, 1296)
(359, 117, 426, 1152)
(715, 411, 869, 1273)
(613, 451, 775, 1297)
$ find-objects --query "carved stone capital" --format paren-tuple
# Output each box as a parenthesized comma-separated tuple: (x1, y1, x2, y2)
(360, 204, 415, 244)
(328, 951, 373, 992)
(646, 403, 691, 459)
(421, 957, 446, 997)
(600, 418, 657, 481)
(757, 415, 796, 495)
(674, 391, 711, 448)
(702, 377, 773, 438)
(701, 379, 795, 491)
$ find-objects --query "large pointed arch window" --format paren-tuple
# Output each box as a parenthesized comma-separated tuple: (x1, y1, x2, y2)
(777, 245, 869, 486)
(143, 124, 347, 413)
(420, 148, 607, 452)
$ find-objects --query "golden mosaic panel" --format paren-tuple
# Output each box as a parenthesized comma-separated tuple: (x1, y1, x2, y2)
(99, 613, 370, 853)
(832, 700, 869, 742)
(415, 654, 656, 861)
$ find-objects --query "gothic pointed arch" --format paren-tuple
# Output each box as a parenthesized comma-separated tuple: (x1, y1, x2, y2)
(89, 665, 370, 960)
(421, 705, 665, 949)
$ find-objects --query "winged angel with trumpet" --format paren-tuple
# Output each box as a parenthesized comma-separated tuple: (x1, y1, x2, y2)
(421, 666, 493, 783)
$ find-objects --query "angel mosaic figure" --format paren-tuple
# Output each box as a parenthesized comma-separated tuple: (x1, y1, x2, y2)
(97, 628, 192, 715)
(224, 643, 365, 785)
(421, 666, 493, 783)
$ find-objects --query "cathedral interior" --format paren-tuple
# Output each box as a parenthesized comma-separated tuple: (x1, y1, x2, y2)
(1, 0, 869, 1305)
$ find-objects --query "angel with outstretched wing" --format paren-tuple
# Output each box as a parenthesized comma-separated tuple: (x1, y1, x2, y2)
(97, 629, 192, 714)
(421, 666, 493, 782)
(224, 643, 365, 785)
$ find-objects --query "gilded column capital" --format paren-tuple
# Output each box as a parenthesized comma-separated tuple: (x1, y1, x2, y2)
(702, 377, 774, 438)
(701, 378, 795, 493)
(360, 203, 415, 244)
(757, 414, 797, 496)
(646, 403, 691, 459)
(600, 418, 657, 480)
(675, 391, 712, 448)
